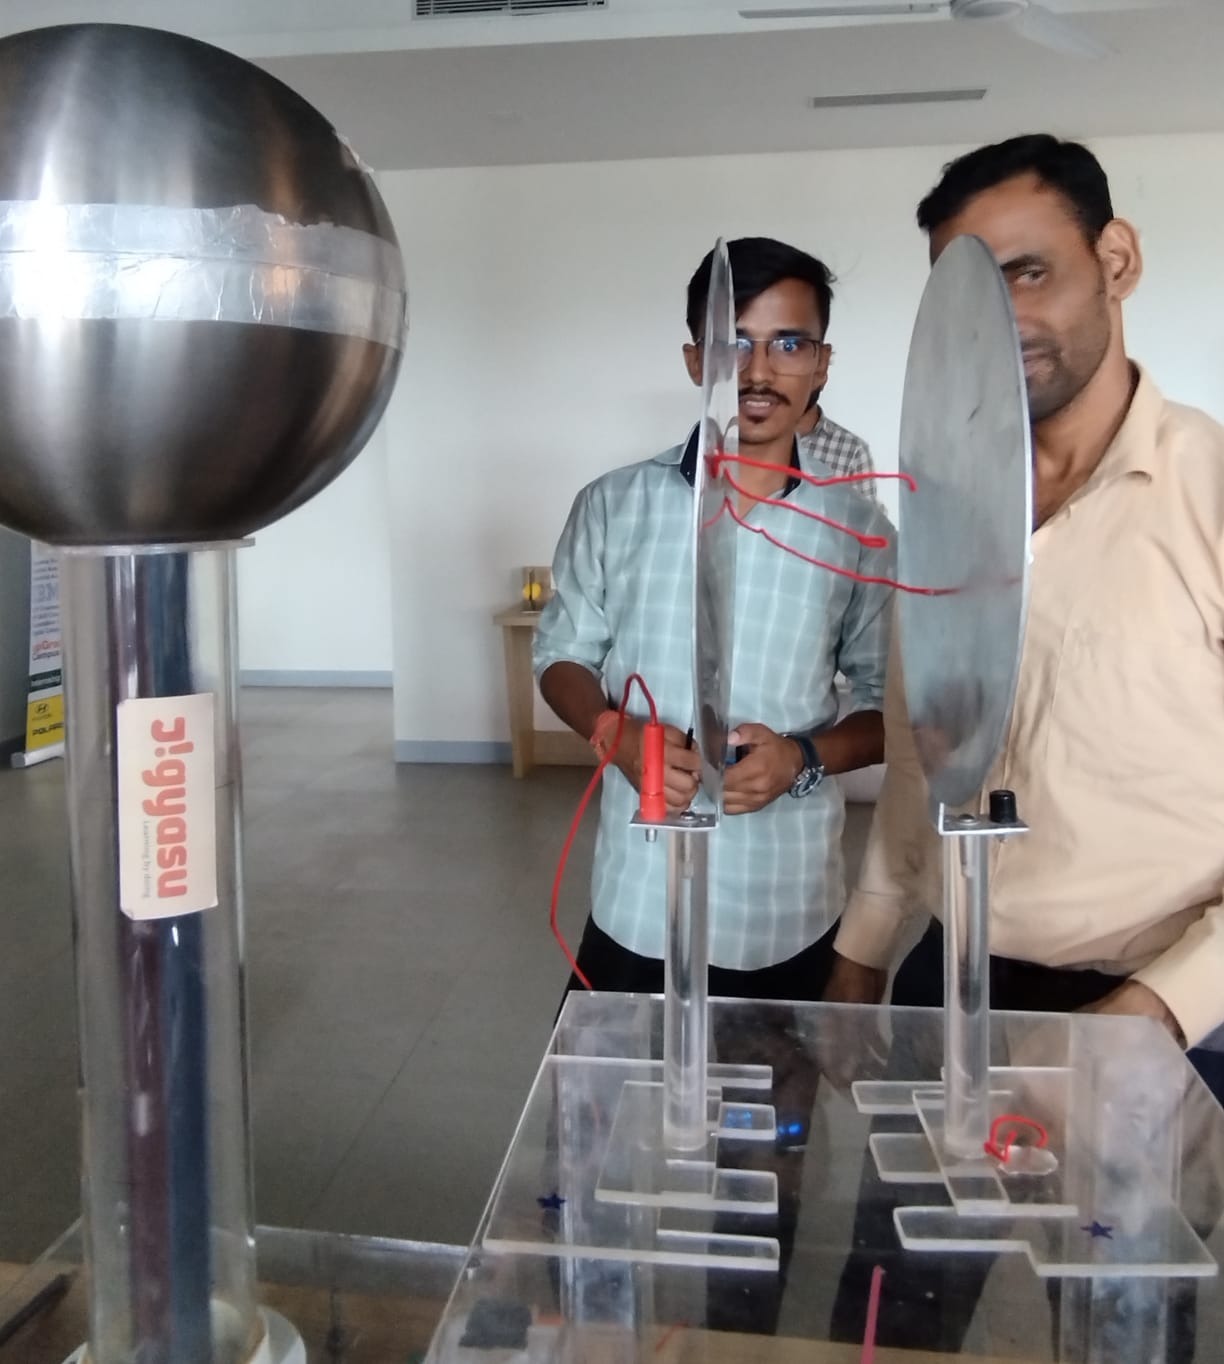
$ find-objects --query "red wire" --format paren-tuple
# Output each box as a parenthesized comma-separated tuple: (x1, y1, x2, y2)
(655, 1322, 688, 1354)
(984, 1113, 1049, 1163)
(720, 468, 889, 549)
(722, 500, 952, 596)
(550, 672, 657, 990)
(861, 1265, 885, 1363)
(715, 451, 918, 496)
(708, 450, 951, 591)
(624, 671, 658, 725)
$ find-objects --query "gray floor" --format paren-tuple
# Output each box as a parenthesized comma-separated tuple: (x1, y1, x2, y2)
(0, 687, 872, 1263)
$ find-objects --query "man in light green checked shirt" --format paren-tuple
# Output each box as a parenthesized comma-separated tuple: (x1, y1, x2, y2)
(535, 236, 894, 1002)
(796, 369, 881, 506)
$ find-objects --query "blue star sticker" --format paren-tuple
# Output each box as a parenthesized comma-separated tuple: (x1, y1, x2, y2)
(537, 1191, 566, 1211)
(1081, 1221, 1113, 1240)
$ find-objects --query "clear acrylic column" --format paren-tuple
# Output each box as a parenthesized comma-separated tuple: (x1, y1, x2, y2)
(62, 544, 258, 1364)
(941, 811, 992, 1160)
(663, 826, 710, 1152)
(938, 794, 1028, 1161)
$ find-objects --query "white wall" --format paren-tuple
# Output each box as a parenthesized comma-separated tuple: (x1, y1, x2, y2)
(372, 131, 1224, 755)
(0, 526, 29, 747)
(237, 421, 394, 684)
(227, 132, 1224, 739)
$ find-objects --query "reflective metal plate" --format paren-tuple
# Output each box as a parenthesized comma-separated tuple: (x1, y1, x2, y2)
(691, 238, 739, 813)
(897, 234, 1032, 808)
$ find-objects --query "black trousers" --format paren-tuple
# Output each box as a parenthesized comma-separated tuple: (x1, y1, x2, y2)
(829, 921, 1219, 1359)
(561, 914, 841, 1002)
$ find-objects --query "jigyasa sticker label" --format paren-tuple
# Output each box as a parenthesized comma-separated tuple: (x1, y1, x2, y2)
(117, 693, 218, 920)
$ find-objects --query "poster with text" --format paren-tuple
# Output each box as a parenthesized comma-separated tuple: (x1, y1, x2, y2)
(14, 542, 63, 766)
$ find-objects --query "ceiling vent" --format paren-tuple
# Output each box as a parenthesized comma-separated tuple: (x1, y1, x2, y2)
(809, 87, 987, 107)
(415, 0, 607, 16)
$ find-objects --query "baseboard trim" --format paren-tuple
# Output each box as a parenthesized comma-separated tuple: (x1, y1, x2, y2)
(395, 739, 513, 765)
(240, 670, 393, 688)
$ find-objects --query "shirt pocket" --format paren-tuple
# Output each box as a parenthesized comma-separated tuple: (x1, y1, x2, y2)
(1048, 621, 1220, 788)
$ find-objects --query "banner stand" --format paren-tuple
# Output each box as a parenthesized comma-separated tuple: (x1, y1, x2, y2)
(11, 541, 64, 768)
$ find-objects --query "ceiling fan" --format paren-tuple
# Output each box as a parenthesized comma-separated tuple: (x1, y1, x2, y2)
(738, 1, 1172, 60)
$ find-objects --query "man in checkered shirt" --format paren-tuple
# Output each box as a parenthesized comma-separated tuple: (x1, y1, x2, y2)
(535, 237, 894, 1002)
(797, 380, 880, 505)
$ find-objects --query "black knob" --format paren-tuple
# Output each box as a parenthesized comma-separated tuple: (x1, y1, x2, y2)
(989, 789, 1019, 826)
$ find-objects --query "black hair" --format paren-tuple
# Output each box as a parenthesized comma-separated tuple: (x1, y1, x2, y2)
(916, 134, 1114, 243)
(686, 237, 835, 340)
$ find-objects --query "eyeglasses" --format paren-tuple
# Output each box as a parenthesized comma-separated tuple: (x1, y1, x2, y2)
(702, 335, 825, 376)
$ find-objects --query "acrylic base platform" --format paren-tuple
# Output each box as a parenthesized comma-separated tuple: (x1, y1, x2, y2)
(418, 996, 1224, 1362)
(474, 994, 1223, 1284)
(20, 998, 1224, 1363)
(481, 1052, 784, 1271)
(853, 1028, 1218, 1278)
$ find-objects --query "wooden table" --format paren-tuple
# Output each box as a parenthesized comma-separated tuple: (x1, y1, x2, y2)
(492, 606, 594, 778)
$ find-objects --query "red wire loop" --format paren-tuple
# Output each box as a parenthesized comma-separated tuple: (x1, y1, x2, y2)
(722, 499, 951, 596)
(719, 467, 889, 549)
(704, 452, 950, 595)
(984, 1113, 1050, 1163)
(711, 450, 918, 495)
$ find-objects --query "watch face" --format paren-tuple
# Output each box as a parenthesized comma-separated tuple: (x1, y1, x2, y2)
(791, 767, 822, 798)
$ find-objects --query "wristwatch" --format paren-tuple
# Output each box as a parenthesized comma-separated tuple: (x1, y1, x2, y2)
(782, 732, 825, 798)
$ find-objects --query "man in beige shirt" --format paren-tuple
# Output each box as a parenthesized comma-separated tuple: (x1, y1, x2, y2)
(825, 131, 1224, 1361)
(827, 132, 1224, 1091)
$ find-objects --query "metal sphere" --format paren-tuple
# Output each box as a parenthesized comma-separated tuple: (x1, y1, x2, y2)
(0, 24, 407, 546)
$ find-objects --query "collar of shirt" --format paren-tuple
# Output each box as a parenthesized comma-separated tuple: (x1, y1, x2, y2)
(1072, 363, 1162, 501)
(658, 424, 801, 497)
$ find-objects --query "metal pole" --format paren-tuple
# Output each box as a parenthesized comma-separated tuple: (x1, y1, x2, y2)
(942, 813, 992, 1160)
(663, 827, 709, 1152)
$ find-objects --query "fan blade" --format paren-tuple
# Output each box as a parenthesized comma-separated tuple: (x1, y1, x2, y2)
(1012, 3, 1114, 59)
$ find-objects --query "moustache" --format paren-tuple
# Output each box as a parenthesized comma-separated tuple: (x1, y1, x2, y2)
(739, 387, 789, 405)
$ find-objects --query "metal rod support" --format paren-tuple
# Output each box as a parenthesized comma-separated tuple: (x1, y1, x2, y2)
(663, 828, 709, 1152)
(942, 817, 992, 1159)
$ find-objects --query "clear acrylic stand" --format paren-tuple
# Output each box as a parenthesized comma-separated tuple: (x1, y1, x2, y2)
(939, 799, 1028, 1158)
(480, 1051, 782, 1270)
(656, 817, 713, 1153)
(517, 812, 782, 1270)
(59, 547, 269, 1364)
(848, 796, 1219, 1279)
(472, 994, 1220, 1318)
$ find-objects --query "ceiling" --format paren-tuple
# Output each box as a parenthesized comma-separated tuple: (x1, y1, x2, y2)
(4, 1, 1222, 169)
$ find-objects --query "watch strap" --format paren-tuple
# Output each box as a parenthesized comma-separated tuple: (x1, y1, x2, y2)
(788, 731, 818, 774)
(783, 731, 824, 797)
